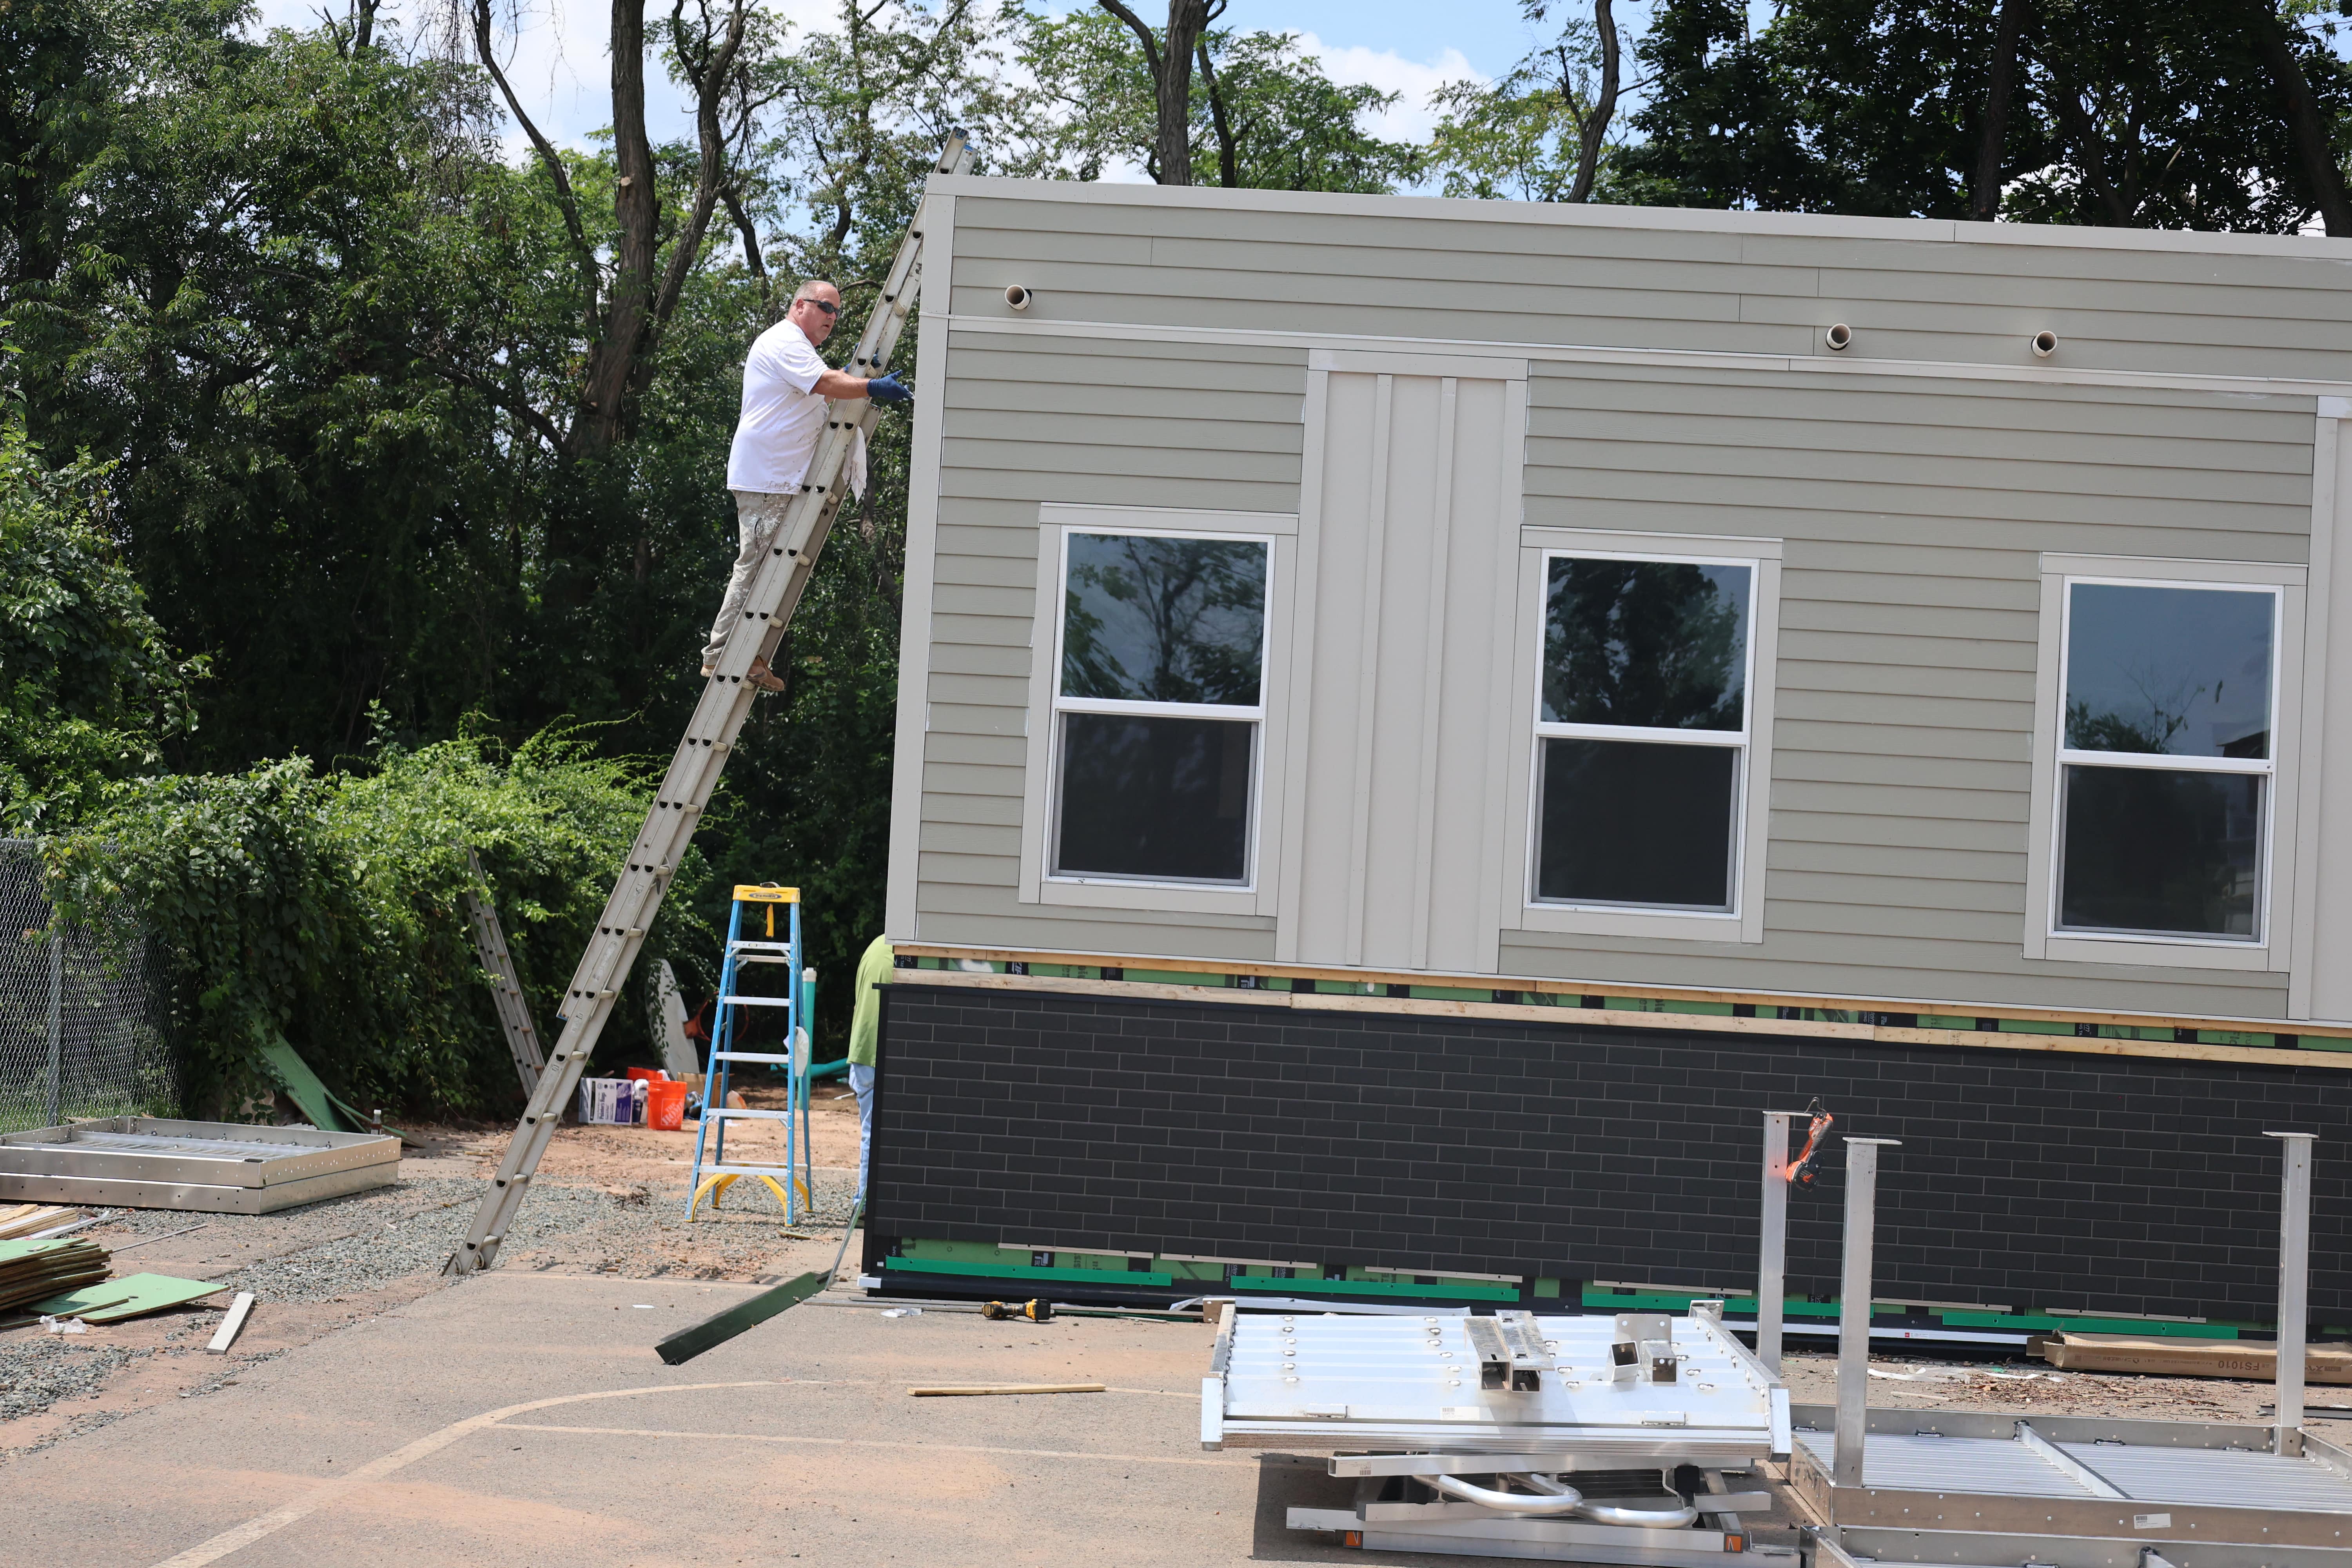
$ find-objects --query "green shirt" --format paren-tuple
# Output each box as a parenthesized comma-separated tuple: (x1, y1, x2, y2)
(846, 934, 894, 1067)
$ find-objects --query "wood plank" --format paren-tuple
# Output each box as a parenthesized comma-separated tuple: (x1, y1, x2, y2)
(2036, 1334, 2352, 1383)
(891, 942, 2331, 1039)
(892, 965, 2340, 1067)
(205, 1291, 256, 1354)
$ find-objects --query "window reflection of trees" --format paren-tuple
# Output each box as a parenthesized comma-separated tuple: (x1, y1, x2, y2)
(1061, 536, 1266, 707)
(1543, 560, 1746, 730)
(2064, 673, 2263, 759)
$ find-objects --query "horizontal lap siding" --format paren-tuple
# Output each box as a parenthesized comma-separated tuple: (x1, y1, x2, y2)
(1517, 363, 2310, 1015)
(913, 326, 1304, 945)
(950, 191, 2352, 379)
(915, 189, 2331, 1018)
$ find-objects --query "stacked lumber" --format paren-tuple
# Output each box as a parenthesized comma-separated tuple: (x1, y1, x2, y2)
(0, 1204, 86, 1241)
(2036, 1331, 2352, 1384)
(0, 1236, 111, 1314)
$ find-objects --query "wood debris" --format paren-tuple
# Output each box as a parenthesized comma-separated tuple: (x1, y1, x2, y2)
(0, 1236, 111, 1314)
(2036, 1332, 2352, 1384)
(0, 1204, 87, 1241)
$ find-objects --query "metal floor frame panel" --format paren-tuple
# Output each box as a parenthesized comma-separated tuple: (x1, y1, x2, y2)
(1789, 1404, 2352, 1552)
(0, 1116, 399, 1212)
(1220, 1303, 1795, 1563)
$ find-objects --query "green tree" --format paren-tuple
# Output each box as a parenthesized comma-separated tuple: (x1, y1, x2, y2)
(0, 413, 200, 830)
(1428, 1, 1627, 204)
(1622, 0, 2352, 230)
(1008, 12, 1420, 192)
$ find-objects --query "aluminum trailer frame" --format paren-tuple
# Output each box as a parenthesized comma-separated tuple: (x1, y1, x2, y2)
(1790, 1131, 2352, 1565)
(1206, 1298, 1798, 1562)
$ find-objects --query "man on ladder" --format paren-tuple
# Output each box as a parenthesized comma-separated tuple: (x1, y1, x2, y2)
(704, 278, 912, 691)
(446, 131, 968, 1279)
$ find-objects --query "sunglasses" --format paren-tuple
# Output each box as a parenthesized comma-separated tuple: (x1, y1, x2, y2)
(800, 298, 839, 316)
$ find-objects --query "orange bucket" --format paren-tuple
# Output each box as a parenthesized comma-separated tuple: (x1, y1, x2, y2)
(645, 1079, 687, 1131)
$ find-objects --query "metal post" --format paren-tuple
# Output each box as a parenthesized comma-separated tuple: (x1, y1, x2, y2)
(2269, 1130, 2316, 1459)
(1759, 1111, 1794, 1374)
(43, 929, 64, 1128)
(799, 964, 817, 1218)
(1834, 1136, 1900, 1488)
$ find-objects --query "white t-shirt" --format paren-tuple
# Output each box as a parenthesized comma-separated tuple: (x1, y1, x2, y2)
(726, 319, 829, 493)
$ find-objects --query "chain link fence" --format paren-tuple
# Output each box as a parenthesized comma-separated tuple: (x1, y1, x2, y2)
(0, 840, 178, 1133)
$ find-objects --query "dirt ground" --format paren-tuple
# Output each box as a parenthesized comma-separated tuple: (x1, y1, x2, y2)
(1778, 1345, 2309, 1424)
(437, 1079, 864, 1194)
(0, 1087, 866, 1463)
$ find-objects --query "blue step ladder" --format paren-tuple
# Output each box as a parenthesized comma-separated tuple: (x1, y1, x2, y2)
(686, 883, 816, 1221)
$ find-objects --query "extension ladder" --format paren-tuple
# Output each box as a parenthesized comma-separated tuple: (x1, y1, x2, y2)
(443, 131, 971, 1275)
(460, 847, 547, 1095)
(684, 884, 816, 1221)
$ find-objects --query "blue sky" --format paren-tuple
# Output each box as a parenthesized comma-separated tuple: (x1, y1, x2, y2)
(252, 0, 1560, 155)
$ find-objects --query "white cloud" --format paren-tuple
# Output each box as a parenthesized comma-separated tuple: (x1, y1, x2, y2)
(1292, 33, 1485, 146)
(247, 0, 842, 154)
(241, 3, 1486, 164)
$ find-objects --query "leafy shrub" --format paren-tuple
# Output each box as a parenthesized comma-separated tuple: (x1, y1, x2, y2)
(42, 725, 704, 1120)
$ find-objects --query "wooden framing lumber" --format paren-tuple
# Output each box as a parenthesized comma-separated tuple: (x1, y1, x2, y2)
(2037, 1332, 2352, 1383)
(897, 963, 2341, 1071)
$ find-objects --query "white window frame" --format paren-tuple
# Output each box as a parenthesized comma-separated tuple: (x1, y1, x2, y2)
(1018, 505, 1296, 916)
(2025, 552, 2307, 972)
(1502, 528, 1782, 945)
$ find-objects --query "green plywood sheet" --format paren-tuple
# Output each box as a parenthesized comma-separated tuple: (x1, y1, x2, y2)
(30, 1272, 230, 1322)
(256, 1033, 415, 1142)
(256, 1033, 352, 1133)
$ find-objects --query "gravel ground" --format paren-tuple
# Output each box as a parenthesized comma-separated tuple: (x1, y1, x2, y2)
(0, 1342, 151, 1421)
(0, 1152, 861, 1437)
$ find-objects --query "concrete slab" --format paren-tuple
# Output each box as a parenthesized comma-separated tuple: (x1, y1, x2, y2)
(0, 1267, 1372, 1567)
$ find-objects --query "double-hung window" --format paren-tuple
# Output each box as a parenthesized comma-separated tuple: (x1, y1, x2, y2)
(2052, 578, 2279, 943)
(1530, 552, 1756, 914)
(1047, 528, 1271, 887)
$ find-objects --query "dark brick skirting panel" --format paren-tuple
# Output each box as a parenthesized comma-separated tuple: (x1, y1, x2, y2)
(867, 983, 2349, 1323)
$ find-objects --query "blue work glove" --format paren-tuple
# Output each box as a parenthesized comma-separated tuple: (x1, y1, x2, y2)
(866, 373, 913, 405)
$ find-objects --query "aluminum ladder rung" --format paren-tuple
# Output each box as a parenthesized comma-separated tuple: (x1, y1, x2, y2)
(728, 940, 797, 953)
(698, 1163, 803, 1180)
(446, 128, 970, 1276)
(709, 1050, 792, 1063)
(702, 1107, 795, 1121)
(715, 995, 794, 1008)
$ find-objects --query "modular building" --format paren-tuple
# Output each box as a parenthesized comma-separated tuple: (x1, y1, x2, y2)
(870, 173, 2352, 1338)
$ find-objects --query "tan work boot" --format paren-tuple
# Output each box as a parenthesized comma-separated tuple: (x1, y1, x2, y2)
(746, 659, 787, 693)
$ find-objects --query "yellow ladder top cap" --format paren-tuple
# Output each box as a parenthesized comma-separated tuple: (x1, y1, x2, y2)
(732, 884, 800, 903)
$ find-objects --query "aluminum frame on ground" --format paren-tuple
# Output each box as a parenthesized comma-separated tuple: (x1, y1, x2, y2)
(1790, 1131, 2352, 1564)
(0, 1116, 399, 1213)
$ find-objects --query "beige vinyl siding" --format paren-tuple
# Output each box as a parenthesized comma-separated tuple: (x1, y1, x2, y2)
(1496, 360, 2312, 1015)
(897, 181, 2348, 1019)
(907, 327, 1305, 947)
(947, 187, 2352, 380)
